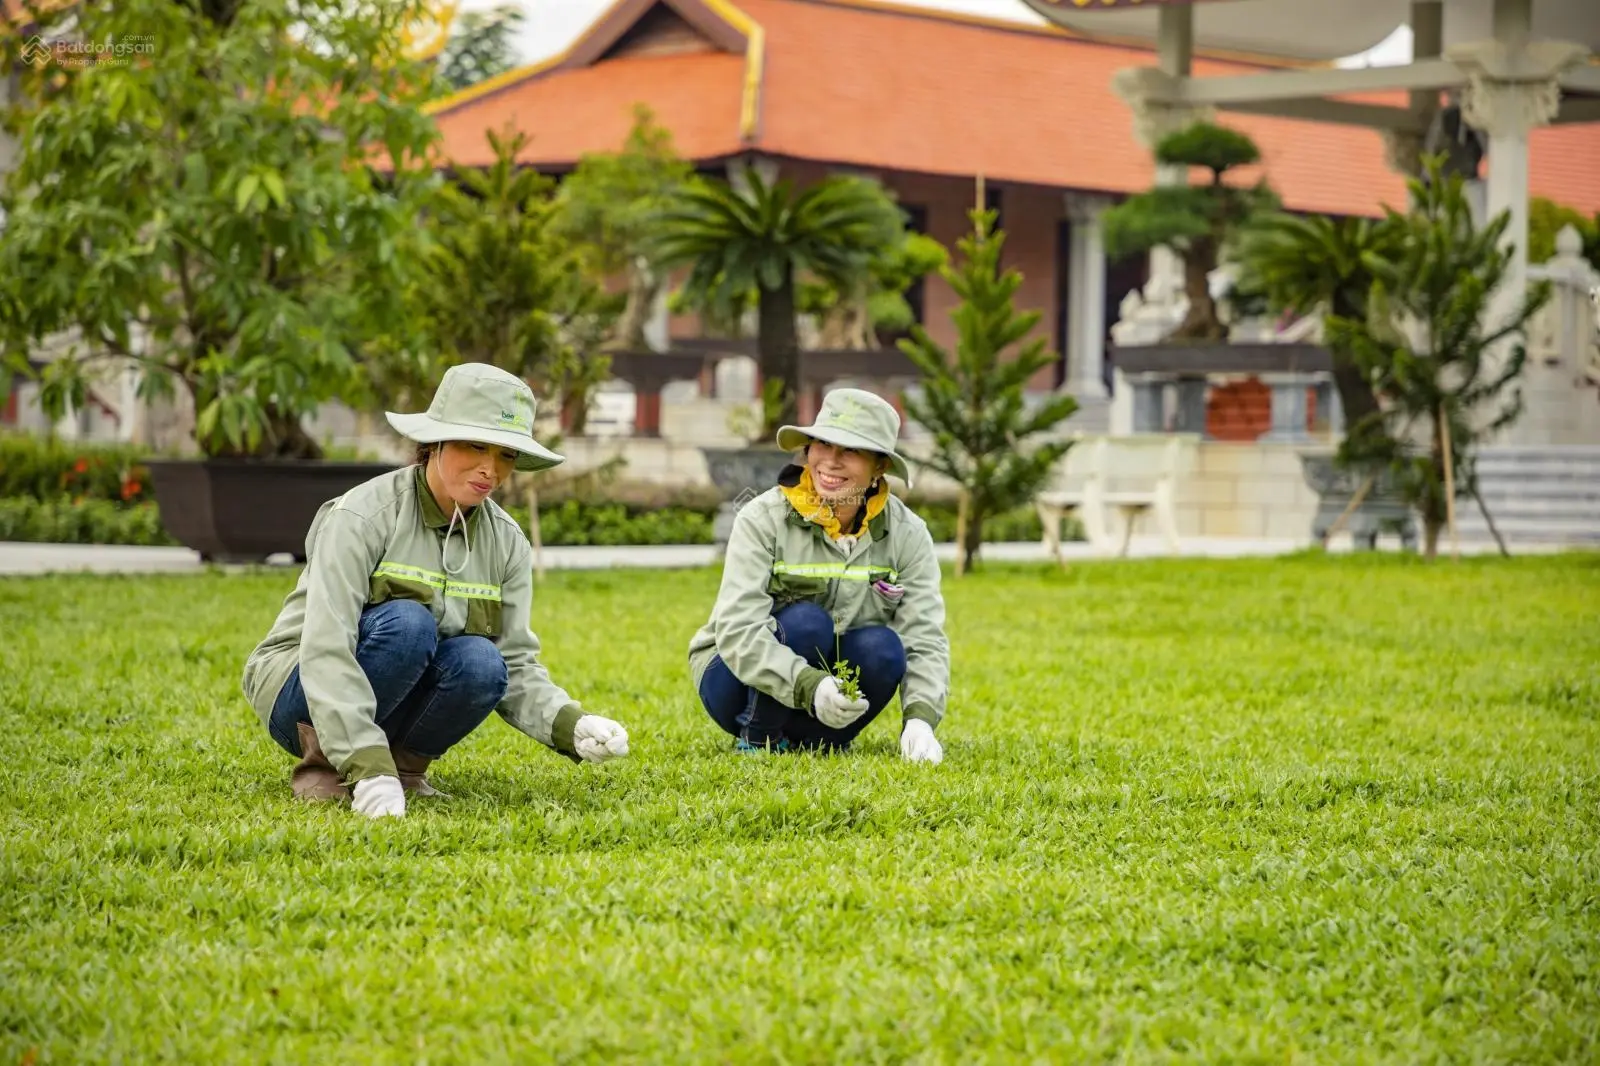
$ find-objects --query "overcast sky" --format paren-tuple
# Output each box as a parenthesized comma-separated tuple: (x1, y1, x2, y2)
(457, 0, 1412, 67)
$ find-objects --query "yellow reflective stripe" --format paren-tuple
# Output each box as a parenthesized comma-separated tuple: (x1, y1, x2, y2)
(445, 582, 500, 601)
(772, 561, 898, 582)
(374, 561, 446, 588)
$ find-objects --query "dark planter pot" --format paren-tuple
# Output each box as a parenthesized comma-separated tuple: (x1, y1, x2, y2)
(146, 459, 399, 564)
(699, 444, 793, 550)
(1298, 450, 1417, 551)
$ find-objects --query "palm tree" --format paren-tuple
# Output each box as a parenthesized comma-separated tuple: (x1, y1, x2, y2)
(651, 169, 906, 434)
(1234, 212, 1402, 437)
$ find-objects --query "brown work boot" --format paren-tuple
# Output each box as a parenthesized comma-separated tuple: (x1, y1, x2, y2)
(392, 748, 450, 799)
(290, 722, 350, 802)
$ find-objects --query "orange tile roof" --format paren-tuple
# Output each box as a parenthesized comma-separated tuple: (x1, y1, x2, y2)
(428, 0, 1600, 217)
(434, 51, 750, 168)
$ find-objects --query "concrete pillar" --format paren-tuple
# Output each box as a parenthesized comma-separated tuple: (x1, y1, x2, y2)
(1260, 374, 1312, 443)
(1448, 21, 1586, 374)
(1131, 376, 1165, 432)
(1064, 195, 1109, 400)
(1174, 379, 1207, 436)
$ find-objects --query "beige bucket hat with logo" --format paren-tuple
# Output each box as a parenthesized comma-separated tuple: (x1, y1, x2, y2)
(775, 387, 912, 488)
(385, 362, 564, 472)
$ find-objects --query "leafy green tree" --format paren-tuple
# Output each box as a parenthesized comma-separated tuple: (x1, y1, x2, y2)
(551, 104, 693, 354)
(410, 127, 616, 406)
(1528, 196, 1600, 269)
(1328, 157, 1549, 560)
(805, 232, 949, 349)
(0, 0, 441, 459)
(1102, 122, 1277, 341)
(900, 209, 1079, 575)
(434, 2, 526, 94)
(651, 168, 905, 434)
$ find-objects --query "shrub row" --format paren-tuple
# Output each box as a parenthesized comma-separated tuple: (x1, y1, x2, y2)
(0, 494, 1067, 548)
(0, 434, 159, 505)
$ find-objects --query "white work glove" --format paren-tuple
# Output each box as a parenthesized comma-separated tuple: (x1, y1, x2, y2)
(351, 775, 406, 818)
(573, 714, 631, 764)
(812, 675, 870, 730)
(900, 719, 943, 764)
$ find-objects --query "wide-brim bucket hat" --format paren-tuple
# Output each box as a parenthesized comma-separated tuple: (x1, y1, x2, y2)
(385, 362, 564, 473)
(775, 387, 912, 488)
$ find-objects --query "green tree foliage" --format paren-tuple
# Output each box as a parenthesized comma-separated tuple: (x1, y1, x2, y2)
(551, 105, 694, 353)
(1327, 158, 1550, 559)
(0, 0, 441, 458)
(433, 2, 526, 94)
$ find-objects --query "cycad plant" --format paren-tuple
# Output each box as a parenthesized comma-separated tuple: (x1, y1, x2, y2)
(651, 169, 905, 434)
(1234, 211, 1403, 438)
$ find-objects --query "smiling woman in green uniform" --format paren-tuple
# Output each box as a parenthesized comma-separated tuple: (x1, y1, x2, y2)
(687, 388, 949, 761)
(242, 362, 631, 819)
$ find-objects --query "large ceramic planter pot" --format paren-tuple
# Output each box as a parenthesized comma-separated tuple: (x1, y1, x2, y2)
(1298, 449, 1418, 551)
(146, 459, 399, 564)
(699, 445, 793, 551)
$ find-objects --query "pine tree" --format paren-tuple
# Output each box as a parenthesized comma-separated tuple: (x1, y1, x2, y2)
(1327, 156, 1549, 560)
(900, 208, 1079, 575)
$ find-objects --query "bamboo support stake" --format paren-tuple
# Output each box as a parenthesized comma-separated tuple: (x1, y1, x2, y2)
(525, 480, 544, 581)
(1440, 412, 1459, 561)
(1321, 471, 1379, 547)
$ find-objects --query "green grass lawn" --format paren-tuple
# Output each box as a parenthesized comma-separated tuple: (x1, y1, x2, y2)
(3, 554, 1599, 1064)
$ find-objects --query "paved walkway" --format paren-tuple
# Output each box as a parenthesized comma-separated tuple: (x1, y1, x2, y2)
(0, 536, 1330, 576)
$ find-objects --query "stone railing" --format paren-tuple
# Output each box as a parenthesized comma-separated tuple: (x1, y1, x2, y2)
(1108, 342, 1340, 443)
(1526, 224, 1600, 387)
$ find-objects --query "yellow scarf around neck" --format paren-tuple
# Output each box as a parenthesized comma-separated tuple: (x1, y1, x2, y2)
(780, 466, 890, 541)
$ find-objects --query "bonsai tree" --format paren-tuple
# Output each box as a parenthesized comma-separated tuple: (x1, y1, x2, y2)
(650, 168, 906, 435)
(1327, 156, 1550, 560)
(1101, 121, 1277, 341)
(1234, 211, 1405, 441)
(900, 208, 1079, 576)
(551, 105, 694, 356)
(0, 0, 441, 459)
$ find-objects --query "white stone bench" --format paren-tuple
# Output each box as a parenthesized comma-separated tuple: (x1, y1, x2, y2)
(1035, 433, 1200, 556)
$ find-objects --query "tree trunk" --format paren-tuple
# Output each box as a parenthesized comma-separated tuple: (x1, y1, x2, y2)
(954, 489, 970, 578)
(610, 261, 660, 352)
(961, 500, 984, 575)
(1328, 348, 1382, 435)
(1176, 240, 1225, 341)
(259, 404, 323, 460)
(1422, 517, 1441, 560)
(757, 273, 800, 436)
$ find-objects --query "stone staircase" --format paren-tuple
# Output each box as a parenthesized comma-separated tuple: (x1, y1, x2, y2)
(1453, 446, 1600, 549)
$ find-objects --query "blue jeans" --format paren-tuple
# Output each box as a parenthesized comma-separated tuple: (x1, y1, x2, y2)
(268, 599, 509, 759)
(698, 601, 907, 750)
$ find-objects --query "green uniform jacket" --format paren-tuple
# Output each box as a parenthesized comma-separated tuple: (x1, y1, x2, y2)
(242, 466, 584, 783)
(687, 479, 950, 731)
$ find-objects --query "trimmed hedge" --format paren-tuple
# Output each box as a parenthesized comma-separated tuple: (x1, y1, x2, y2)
(0, 498, 177, 546)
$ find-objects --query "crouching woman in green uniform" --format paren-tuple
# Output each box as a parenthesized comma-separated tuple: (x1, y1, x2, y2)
(242, 362, 631, 819)
(687, 388, 949, 761)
